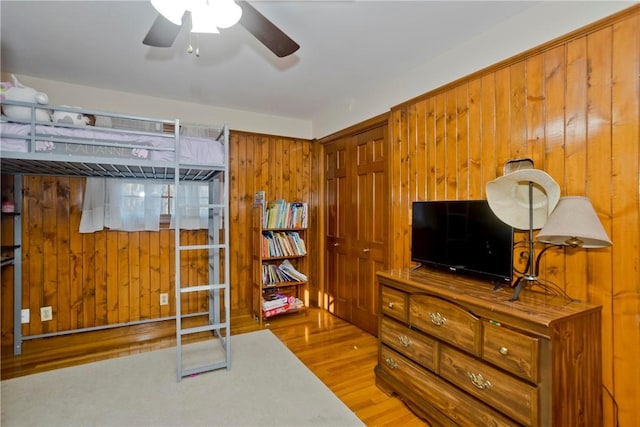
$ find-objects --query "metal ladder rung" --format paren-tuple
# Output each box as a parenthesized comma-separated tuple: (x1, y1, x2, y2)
(180, 322, 228, 335)
(180, 284, 227, 293)
(179, 243, 227, 251)
(181, 361, 229, 378)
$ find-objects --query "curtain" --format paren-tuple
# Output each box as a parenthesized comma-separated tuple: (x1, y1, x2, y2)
(170, 182, 210, 230)
(79, 178, 210, 233)
(78, 178, 106, 233)
(79, 178, 163, 233)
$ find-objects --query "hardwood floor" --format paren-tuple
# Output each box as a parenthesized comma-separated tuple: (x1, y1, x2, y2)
(1, 308, 426, 426)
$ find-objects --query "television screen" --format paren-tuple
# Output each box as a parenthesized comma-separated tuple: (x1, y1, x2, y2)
(411, 200, 514, 284)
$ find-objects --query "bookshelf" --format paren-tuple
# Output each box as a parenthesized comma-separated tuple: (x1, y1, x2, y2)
(252, 201, 308, 325)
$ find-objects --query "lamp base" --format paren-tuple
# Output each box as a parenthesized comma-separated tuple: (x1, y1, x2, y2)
(510, 276, 534, 301)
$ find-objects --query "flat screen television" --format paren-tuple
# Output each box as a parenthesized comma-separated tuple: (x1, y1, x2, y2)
(411, 200, 514, 284)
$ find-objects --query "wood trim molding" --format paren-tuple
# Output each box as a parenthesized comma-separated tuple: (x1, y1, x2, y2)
(316, 112, 389, 145)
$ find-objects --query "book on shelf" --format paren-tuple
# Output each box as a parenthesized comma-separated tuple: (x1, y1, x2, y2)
(263, 200, 308, 229)
(262, 262, 306, 285)
(279, 259, 307, 282)
(261, 231, 306, 258)
(263, 304, 290, 318)
(262, 293, 289, 310)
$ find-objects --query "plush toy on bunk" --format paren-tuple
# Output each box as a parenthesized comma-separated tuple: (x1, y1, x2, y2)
(1, 74, 51, 122)
(1, 74, 94, 126)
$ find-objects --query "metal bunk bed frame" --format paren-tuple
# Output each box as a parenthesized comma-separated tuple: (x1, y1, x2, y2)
(0, 100, 231, 381)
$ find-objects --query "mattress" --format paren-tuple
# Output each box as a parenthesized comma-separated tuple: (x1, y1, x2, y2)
(0, 122, 224, 165)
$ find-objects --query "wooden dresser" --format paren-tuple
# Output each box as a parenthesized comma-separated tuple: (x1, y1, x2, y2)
(375, 268, 602, 426)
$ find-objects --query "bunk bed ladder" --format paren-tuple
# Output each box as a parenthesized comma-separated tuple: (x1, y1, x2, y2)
(174, 123, 231, 382)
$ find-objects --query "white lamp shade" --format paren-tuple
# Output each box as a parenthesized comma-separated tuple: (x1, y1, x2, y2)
(150, 0, 186, 25)
(537, 196, 612, 248)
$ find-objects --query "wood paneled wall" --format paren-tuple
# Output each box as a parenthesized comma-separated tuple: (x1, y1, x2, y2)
(388, 9, 639, 426)
(0, 131, 318, 345)
(228, 131, 320, 311)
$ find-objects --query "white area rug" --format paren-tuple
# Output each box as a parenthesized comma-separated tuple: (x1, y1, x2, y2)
(1, 330, 364, 427)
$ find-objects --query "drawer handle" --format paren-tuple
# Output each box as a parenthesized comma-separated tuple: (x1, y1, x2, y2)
(397, 335, 412, 347)
(388, 302, 394, 309)
(499, 346, 509, 356)
(429, 312, 447, 326)
(385, 357, 399, 369)
(467, 372, 492, 390)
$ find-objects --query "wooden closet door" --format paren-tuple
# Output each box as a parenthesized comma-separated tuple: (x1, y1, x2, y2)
(324, 139, 351, 320)
(323, 123, 388, 336)
(351, 126, 387, 335)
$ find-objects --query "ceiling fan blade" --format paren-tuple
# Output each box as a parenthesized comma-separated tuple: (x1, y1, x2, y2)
(143, 13, 183, 47)
(238, 1, 299, 58)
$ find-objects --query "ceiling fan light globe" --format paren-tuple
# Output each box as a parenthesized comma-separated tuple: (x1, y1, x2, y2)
(150, 0, 185, 25)
(214, 0, 242, 29)
(191, 8, 220, 34)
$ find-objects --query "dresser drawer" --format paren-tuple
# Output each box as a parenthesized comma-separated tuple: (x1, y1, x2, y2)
(381, 286, 408, 322)
(483, 320, 540, 383)
(409, 294, 482, 355)
(380, 346, 518, 427)
(380, 317, 437, 371)
(440, 345, 539, 426)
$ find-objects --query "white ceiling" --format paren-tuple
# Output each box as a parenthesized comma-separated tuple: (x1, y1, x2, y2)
(0, 1, 635, 137)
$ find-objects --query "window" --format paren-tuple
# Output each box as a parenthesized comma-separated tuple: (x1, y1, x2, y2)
(79, 178, 212, 233)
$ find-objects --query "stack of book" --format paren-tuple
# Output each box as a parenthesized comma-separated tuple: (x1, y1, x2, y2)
(262, 293, 304, 318)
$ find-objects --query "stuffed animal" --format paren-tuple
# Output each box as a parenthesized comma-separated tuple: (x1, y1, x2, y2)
(1, 74, 51, 122)
(52, 106, 90, 126)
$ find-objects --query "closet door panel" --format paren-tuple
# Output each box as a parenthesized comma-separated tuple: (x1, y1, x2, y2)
(325, 141, 351, 319)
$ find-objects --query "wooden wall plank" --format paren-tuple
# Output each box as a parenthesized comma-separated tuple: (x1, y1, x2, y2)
(610, 14, 640, 426)
(94, 231, 107, 326)
(564, 37, 589, 301)
(445, 90, 458, 199)
(494, 67, 512, 177)
(509, 61, 528, 160)
(117, 232, 129, 323)
(149, 232, 160, 319)
(407, 104, 418, 203)
(139, 232, 150, 320)
(480, 74, 497, 189)
(434, 93, 446, 200)
(541, 45, 567, 288)
(106, 232, 118, 324)
(158, 230, 170, 318)
(585, 24, 615, 423)
(26, 177, 43, 336)
(456, 84, 470, 199)
(425, 98, 436, 201)
(468, 79, 482, 199)
(415, 101, 427, 201)
(56, 178, 71, 332)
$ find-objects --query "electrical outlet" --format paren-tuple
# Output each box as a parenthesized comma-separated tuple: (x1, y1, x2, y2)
(21, 309, 30, 324)
(40, 306, 53, 321)
(160, 293, 169, 306)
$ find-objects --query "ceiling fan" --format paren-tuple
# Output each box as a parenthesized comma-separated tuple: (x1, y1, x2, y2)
(142, 0, 300, 58)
